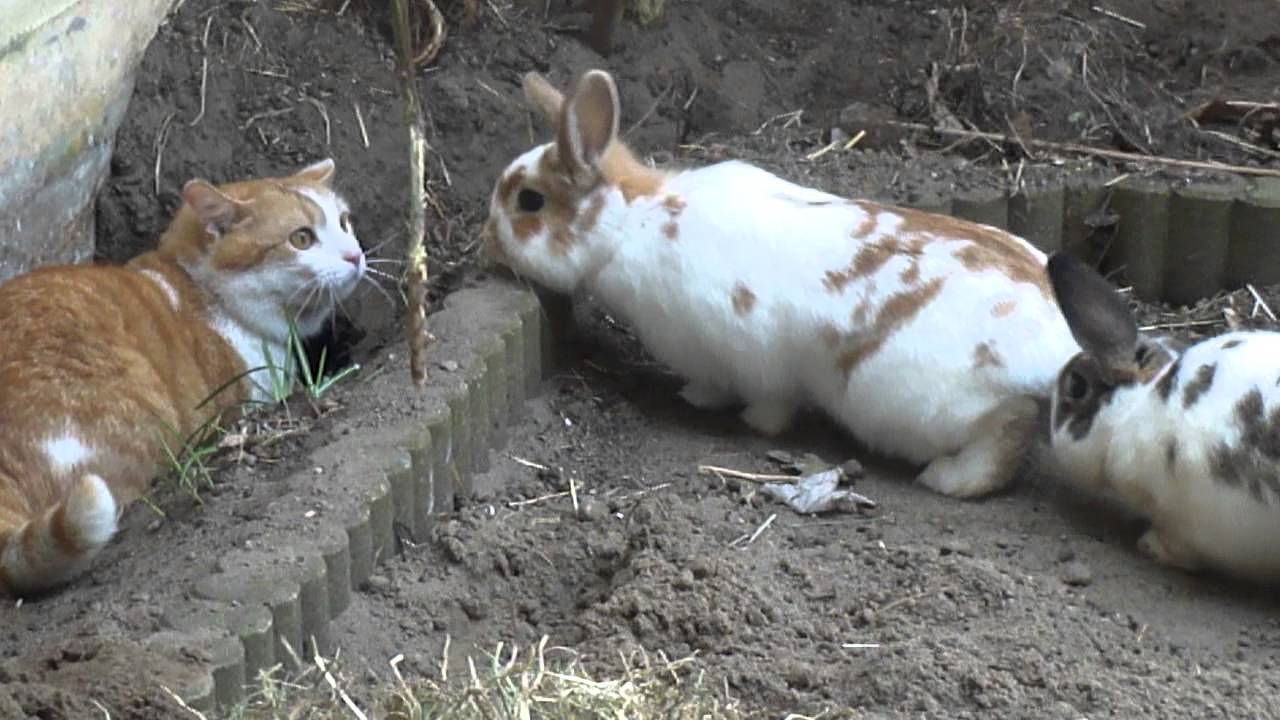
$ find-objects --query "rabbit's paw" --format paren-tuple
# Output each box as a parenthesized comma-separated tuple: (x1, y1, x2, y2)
(917, 394, 1037, 499)
(741, 400, 796, 437)
(679, 381, 738, 411)
(1137, 527, 1203, 573)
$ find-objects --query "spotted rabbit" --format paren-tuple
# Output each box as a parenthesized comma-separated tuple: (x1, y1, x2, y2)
(1046, 251, 1280, 585)
(484, 68, 1080, 500)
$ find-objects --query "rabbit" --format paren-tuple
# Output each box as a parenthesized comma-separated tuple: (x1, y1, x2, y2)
(1045, 250, 1280, 585)
(482, 67, 1082, 500)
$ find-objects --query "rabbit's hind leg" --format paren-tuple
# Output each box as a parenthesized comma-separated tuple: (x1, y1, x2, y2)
(917, 393, 1039, 499)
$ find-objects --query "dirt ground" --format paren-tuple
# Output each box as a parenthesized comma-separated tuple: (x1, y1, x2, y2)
(3, 0, 1280, 717)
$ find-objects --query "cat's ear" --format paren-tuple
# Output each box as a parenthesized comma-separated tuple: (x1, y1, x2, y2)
(293, 158, 335, 187)
(182, 180, 251, 235)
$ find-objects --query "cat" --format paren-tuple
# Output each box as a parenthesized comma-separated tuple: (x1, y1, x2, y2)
(0, 158, 366, 597)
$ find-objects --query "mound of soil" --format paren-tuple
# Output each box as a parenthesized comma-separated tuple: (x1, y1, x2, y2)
(3, 0, 1278, 716)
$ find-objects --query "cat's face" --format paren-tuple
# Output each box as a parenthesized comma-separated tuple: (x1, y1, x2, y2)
(172, 159, 366, 338)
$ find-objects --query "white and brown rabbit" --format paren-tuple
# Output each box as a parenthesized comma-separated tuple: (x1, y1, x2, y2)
(483, 68, 1081, 500)
(1046, 251, 1280, 585)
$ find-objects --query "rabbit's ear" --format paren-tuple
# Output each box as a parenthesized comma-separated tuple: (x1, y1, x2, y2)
(1047, 251, 1140, 382)
(558, 69, 620, 182)
(523, 72, 564, 128)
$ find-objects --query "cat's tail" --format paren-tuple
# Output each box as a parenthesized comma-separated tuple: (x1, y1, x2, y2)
(0, 474, 118, 596)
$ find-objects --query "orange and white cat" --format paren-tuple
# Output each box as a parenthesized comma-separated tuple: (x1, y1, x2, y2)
(0, 158, 365, 597)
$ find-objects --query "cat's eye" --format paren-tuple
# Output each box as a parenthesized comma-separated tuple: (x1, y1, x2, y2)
(289, 227, 317, 250)
(517, 189, 545, 213)
(1134, 345, 1149, 365)
(1064, 369, 1090, 401)
(340, 211, 353, 233)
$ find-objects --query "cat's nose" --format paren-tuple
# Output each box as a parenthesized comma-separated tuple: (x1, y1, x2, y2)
(342, 250, 363, 267)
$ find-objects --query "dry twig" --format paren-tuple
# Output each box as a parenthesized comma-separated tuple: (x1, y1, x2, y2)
(698, 464, 798, 484)
(391, 0, 438, 387)
(885, 120, 1280, 177)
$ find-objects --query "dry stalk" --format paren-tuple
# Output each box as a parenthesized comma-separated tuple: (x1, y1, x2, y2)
(884, 119, 1280, 178)
(391, 0, 438, 387)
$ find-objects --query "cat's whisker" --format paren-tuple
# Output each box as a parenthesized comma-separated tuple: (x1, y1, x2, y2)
(359, 275, 401, 309)
(366, 258, 406, 267)
(365, 267, 399, 282)
(363, 234, 398, 257)
(291, 282, 324, 325)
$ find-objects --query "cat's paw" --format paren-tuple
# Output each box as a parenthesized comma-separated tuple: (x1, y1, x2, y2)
(679, 381, 737, 410)
(741, 401, 796, 436)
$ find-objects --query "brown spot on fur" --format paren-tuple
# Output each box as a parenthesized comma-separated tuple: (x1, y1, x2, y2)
(511, 215, 543, 243)
(823, 237, 928, 294)
(662, 194, 686, 217)
(1222, 339, 1243, 349)
(1054, 355, 1116, 440)
(836, 277, 945, 376)
(1156, 358, 1182, 402)
(973, 342, 1005, 369)
(851, 297, 872, 325)
(576, 192, 607, 235)
(1210, 389, 1280, 505)
(991, 300, 1017, 317)
(731, 283, 756, 315)
(863, 202, 1050, 296)
(662, 221, 679, 241)
(1181, 363, 1217, 408)
(819, 323, 841, 348)
(899, 262, 921, 285)
(497, 167, 526, 202)
(852, 209, 878, 239)
(600, 144, 665, 203)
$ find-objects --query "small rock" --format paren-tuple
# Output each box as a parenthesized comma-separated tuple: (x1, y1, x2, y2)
(366, 575, 392, 592)
(442, 537, 467, 564)
(794, 452, 830, 475)
(690, 558, 714, 579)
(438, 360, 460, 372)
(672, 569, 695, 590)
(939, 538, 973, 557)
(1060, 561, 1094, 587)
(1057, 547, 1077, 563)
(459, 597, 488, 620)
(765, 449, 795, 465)
(577, 499, 607, 522)
(839, 458, 865, 479)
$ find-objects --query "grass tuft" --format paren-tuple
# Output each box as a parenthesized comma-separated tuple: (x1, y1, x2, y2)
(222, 637, 744, 720)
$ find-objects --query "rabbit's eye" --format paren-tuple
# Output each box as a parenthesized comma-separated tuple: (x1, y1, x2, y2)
(517, 189, 545, 213)
(1065, 369, 1090, 401)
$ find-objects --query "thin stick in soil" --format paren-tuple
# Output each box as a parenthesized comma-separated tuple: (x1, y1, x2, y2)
(589, 0, 624, 56)
(882, 120, 1280, 178)
(698, 464, 799, 484)
(390, 0, 440, 387)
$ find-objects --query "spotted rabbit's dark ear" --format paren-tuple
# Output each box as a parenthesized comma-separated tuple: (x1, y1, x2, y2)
(1046, 251, 1140, 384)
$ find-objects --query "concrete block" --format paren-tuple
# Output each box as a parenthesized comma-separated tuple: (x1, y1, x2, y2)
(1009, 184, 1065, 252)
(1108, 176, 1169, 301)
(1227, 177, 1280, 288)
(951, 188, 1010, 230)
(1165, 179, 1242, 306)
